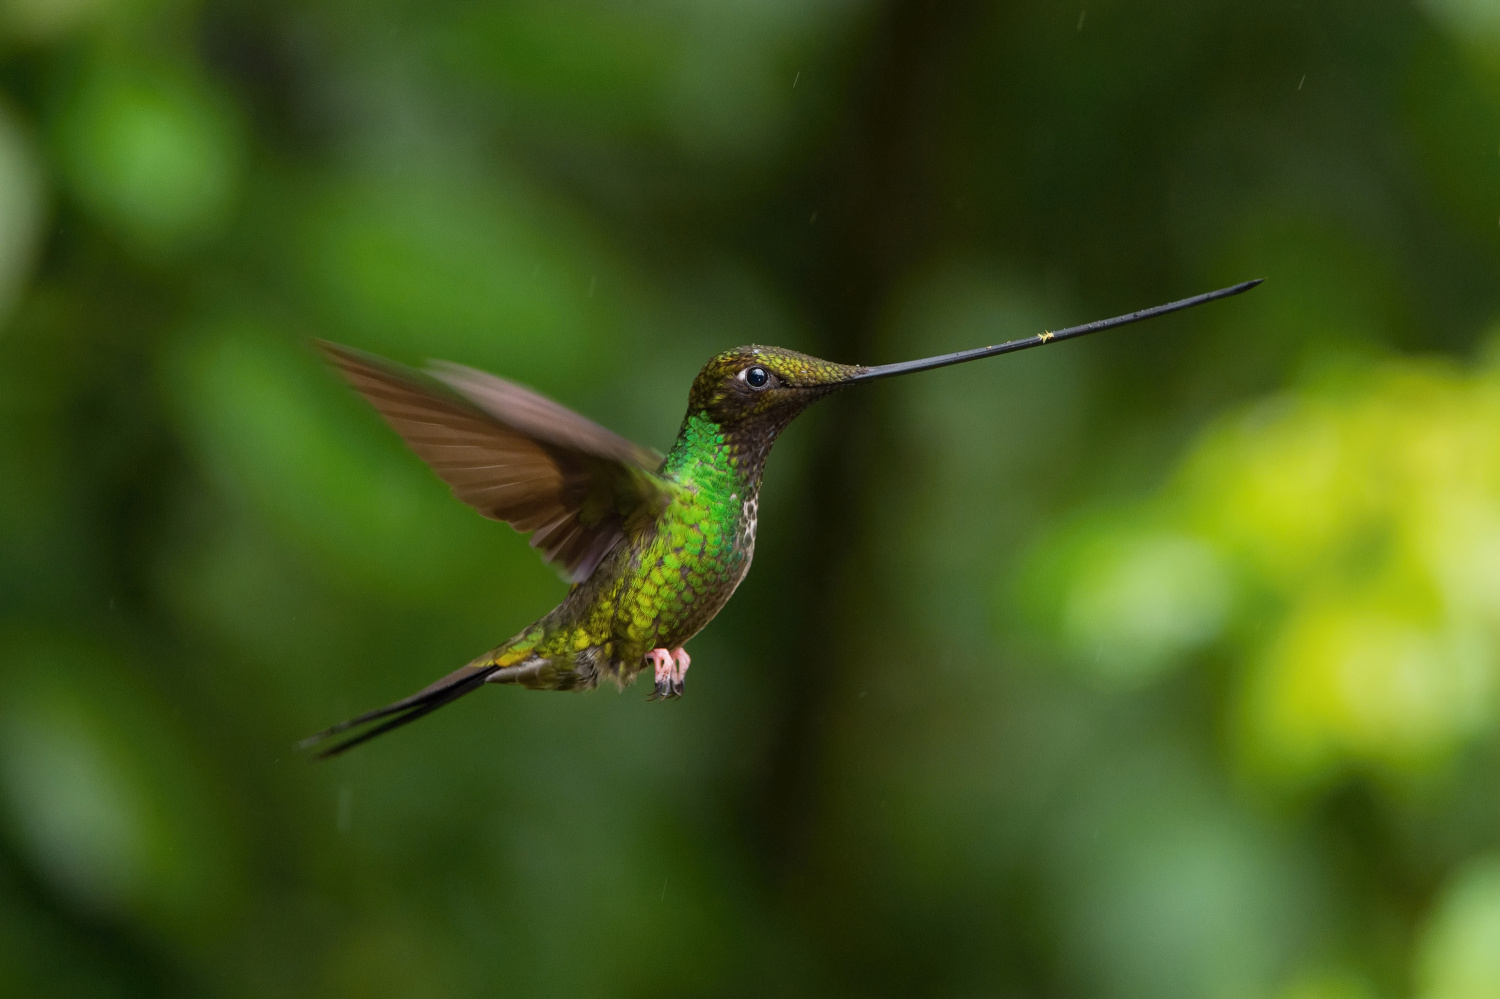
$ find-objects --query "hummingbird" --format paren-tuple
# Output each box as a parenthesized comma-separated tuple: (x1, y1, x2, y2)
(302, 280, 1260, 756)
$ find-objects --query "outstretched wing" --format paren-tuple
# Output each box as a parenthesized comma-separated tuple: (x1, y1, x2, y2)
(319, 341, 677, 582)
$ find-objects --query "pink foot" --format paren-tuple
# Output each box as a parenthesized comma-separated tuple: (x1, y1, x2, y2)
(646, 647, 691, 700)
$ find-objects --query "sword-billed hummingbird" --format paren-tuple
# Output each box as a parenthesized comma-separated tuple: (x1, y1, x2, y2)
(303, 280, 1260, 756)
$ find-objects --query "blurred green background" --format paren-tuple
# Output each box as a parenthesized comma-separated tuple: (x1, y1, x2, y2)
(2, 0, 1499, 996)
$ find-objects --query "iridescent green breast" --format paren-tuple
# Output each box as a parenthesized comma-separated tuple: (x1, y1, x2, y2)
(615, 413, 758, 650)
(516, 413, 768, 688)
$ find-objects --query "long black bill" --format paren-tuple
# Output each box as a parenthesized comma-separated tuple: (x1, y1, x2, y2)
(846, 279, 1262, 383)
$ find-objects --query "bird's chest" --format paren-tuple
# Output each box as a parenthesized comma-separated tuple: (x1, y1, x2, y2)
(616, 483, 758, 648)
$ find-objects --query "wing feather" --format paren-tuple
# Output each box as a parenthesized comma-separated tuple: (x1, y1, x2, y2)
(318, 341, 677, 582)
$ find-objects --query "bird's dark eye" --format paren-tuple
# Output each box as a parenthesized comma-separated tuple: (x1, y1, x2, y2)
(743, 366, 770, 388)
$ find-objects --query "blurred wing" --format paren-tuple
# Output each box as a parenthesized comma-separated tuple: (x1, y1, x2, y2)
(319, 342, 677, 582)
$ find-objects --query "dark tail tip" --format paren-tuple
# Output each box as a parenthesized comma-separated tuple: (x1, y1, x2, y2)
(300, 663, 499, 759)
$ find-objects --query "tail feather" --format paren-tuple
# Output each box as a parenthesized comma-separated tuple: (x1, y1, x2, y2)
(301, 657, 545, 759)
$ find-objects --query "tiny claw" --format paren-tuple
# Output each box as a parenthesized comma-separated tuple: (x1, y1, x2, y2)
(643, 646, 693, 701)
(669, 647, 690, 699)
(645, 648, 675, 702)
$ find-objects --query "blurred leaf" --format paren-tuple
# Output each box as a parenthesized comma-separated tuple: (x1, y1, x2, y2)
(0, 100, 44, 330)
(1060, 528, 1230, 685)
(1417, 855, 1500, 999)
(1422, 0, 1500, 49)
(0, 0, 108, 43)
(0, 632, 241, 948)
(1022, 355, 1500, 783)
(55, 55, 242, 255)
(1241, 602, 1493, 782)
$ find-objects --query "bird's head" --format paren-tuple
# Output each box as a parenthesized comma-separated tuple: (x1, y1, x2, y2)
(686, 345, 860, 436)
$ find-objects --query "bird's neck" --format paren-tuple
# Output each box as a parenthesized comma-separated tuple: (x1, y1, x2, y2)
(662, 411, 772, 498)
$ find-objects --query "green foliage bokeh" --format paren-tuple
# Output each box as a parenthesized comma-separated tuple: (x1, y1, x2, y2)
(1, 0, 1499, 996)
